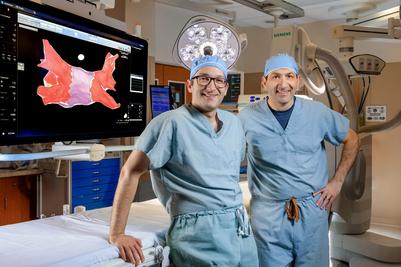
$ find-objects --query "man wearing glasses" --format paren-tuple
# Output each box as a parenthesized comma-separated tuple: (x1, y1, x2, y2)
(109, 55, 258, 267)
(239, 54, 359, 267)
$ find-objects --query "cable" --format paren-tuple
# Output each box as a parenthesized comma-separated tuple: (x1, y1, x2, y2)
(359, 76, 371, 114)
(357, 76, 367, 114)
(341, 104, 346, 115)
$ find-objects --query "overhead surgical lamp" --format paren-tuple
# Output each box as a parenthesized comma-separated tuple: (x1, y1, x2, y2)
(172, 15, 247, 70)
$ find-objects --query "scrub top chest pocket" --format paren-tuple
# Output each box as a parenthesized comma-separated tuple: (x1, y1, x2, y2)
(247, 130, 284, 163)
(290, 134, 323, 173)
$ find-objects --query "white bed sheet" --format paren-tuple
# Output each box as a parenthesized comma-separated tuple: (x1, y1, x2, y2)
(0, 183, 250, 267)
(0, 199, 170, 267)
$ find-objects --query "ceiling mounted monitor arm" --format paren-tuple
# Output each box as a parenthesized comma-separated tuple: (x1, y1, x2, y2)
(333, 16, 401, 58)
(231, 0, 304, 19)
(385, 0, 401, 38)
(388, 17, 401, 38)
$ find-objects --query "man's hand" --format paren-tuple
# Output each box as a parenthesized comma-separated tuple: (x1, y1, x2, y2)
(314, 129, 359, 210)
(108, 151, 149, 265)
(109, 234, 145, 266)
(313, 179, 343, 210)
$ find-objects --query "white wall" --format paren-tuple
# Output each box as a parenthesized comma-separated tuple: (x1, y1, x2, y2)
(367, 62, 401, 226)
(235, 26, 271, 73)
(125, 0, 156, 56)
(155, 3, 200, 65)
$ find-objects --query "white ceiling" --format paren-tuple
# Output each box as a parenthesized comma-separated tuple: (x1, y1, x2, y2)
(155, 0, 400, 28)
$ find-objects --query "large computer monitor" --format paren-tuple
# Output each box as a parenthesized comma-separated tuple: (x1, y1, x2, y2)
(0, 0, 148, 145)
(150, 85, 172, 118)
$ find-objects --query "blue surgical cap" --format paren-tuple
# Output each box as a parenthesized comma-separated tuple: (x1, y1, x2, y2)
(264, 53, 299, 77)
(190, 56, 228, 80)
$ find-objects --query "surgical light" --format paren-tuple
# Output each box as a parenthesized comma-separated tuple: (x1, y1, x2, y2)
(173, 15, 245, 70)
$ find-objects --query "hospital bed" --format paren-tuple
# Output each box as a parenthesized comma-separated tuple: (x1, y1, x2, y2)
(0, 198, 170, 267)
(0, 180, 251, 267)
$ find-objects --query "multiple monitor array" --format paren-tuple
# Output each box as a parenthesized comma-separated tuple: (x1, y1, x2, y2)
(0, 0, 148, 145)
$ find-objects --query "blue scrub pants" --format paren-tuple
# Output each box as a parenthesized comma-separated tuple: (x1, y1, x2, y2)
(166, 206, 259, 267)
(251, 195, 329, 267)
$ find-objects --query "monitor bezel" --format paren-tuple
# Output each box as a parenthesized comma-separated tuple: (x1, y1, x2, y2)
(0, 0, 148, 146)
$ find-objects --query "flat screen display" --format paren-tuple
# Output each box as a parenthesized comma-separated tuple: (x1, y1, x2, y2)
(0, 0, 148, 145)
(150, 85, 172, 118)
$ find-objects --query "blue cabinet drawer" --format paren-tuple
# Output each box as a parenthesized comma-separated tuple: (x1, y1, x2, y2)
(72, 158, 120, 171)
(72, 192, 114, 209)
(72, 183, 117, 196)
(72, 191, 114, 205)
(71, 158, 120, 210)
(72, 174, 119, 188)
(73, 199, 114, 210)
(72, 167, 120, 180)
(72, 191, 114, 204)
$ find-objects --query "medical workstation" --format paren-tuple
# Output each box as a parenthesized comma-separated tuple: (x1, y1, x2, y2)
(0, 0, 401, 266)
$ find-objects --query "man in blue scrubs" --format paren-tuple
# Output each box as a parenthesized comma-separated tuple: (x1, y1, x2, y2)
(109, 55, 258, 267)
(239, 54, 359, 267)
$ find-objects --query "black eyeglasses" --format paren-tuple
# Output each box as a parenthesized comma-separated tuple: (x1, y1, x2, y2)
(192, 75, 228, 89)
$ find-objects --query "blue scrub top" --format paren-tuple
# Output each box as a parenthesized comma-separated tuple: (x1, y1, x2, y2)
(239, 97, 349, 201)
(134, 104, 245, 216)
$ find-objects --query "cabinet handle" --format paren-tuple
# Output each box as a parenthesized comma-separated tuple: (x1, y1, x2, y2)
(92, 171, 100, 175)
(92, 162, 100, 166)
(92, 196, 100, 200)
(92, 188, 100, 192)
(92, 179, 100, 183)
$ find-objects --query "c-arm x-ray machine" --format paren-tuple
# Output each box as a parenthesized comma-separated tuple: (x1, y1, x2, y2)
(269, 9, 401, 265)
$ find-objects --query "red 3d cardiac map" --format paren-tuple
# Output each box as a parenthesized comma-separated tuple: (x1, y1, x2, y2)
(36, 39, 121, 109)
